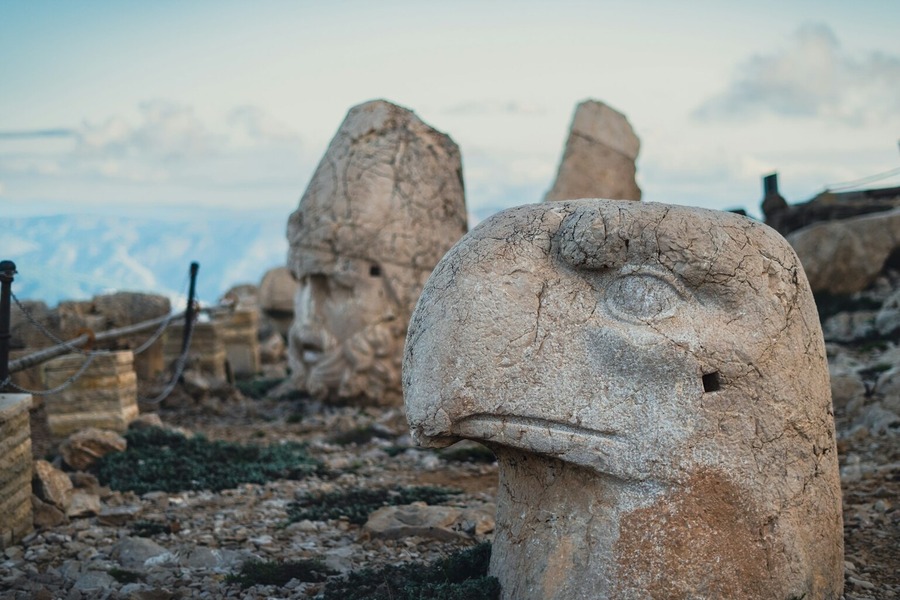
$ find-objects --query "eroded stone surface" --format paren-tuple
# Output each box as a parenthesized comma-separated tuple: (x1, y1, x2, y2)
(286, 99, 467, 406)
(545, 100, 641, 202)
(404, 199, 843, 599)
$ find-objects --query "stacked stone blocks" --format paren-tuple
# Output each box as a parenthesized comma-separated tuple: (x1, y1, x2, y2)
(0, 394, 33, 549)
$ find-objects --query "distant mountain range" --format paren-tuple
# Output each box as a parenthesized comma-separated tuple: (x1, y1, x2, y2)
(1, 212, 290, 308)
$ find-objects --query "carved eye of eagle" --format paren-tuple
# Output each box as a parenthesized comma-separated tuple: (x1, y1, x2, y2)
(604, 267, 688, 324)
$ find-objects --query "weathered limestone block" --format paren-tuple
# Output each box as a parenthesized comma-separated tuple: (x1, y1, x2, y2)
(0, 394, 33, 549)
(404, 200, 843, 599)
(42, 351, 139, 437)
(258, 267, 297, 336)
(286, 99, 467, 406)
(163, 322, 227, 380)
(787, 207, 900, 294)
(94, 292, 171, 381)
(215, 309, 261, 378)
(545, 100, 641, 202)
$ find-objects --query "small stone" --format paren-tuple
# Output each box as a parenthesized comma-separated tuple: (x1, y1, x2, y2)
(848, 576, 877, 590)
(66, 490, 101, 518)
(98, 505, 143, 526)
(112, 537, 171, 570)
(364, 504, 466, 542)
(72, 570, 116, 591)
(31, 495, 67, 529)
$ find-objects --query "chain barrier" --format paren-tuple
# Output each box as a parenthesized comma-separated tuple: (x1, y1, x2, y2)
(130, 311, 178, 356)
(0, 352, 100, 396)
(138, 317, 195, 405)
(11, 291, 91, 355)
(11, 275, 190, 359)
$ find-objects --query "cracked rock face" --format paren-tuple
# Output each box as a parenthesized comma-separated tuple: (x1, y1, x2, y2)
(545, 100, 641, 202)
(287, 100, 467, 406)
(404, 199, 843, 599)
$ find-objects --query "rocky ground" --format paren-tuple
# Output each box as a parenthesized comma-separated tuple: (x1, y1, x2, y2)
(3, 307, 899, 599)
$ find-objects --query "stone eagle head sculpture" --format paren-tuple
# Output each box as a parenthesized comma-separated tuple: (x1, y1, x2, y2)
(403, 200, 843, 599)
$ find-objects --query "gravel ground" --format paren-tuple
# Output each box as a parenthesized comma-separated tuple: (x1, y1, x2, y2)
(2, 340, 898, 599)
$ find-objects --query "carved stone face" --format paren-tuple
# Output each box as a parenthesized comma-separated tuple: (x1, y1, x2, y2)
(288, 257, 400, 403)
(404, 200, 843, 599)
(286, 100, 467, 405)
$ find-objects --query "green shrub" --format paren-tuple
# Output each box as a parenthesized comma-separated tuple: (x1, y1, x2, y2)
(108, 568, 143, 584)
(438, 443, 496, 464)
(235, 377, 285, 399)
(226, 558, 335, 588)
(92, 426, 322, 494)
(813, 292, 882, 321)
(328, 424, 394, 446)
(287, 486, 460, 525)
(323, 542, 499, 600)
(129, 520, 172, 537)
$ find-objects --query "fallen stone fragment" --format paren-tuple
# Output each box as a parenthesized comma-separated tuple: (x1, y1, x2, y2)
(65, 490, 101, 518)
(32, 459, 73, 511)
(112, 537, 172, 571)
(97, 504, 143, 527)
(59, 428, 127, 471)
(30, 495, 66, 529)
(363, 503, 495, 542)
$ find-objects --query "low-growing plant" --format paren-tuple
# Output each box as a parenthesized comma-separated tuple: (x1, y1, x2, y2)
(323, 542, 499, 600)
(130, 520, 172, 537)
(235, 377, 285, 399)
(813, 292, 882, 321)
(287, 486, 461, 525)
(438, 443, 496, 464)
(108, 568, 143, 584)
(92, 426, 323, 494)
(226, 558, 336, 588)
(328, 424, 394, 446)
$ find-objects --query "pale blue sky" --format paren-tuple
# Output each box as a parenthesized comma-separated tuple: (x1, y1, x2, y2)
(2, 0, 899, 221)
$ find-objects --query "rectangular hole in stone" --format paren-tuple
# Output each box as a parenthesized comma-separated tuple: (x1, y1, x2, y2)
(702, 371, 721, 393)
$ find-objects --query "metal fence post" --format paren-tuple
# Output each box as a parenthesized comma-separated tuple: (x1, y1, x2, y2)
(182, 262, 199, 354)
(0, 260, 17, 387)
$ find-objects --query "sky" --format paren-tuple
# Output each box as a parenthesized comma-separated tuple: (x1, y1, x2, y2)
(2, 0, 899, 223)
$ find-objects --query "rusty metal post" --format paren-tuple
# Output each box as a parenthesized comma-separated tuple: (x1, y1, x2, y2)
(0, 260, 17, 387)
(181, 262, 199, 354)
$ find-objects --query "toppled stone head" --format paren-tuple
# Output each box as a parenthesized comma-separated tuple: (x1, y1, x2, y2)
(404, 200, 842, 599)
(287, 100, 467, 405)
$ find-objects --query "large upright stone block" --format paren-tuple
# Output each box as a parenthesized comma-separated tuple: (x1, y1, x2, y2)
(215, 309, 261, 378)
(42, 351, 139, 437)
(286, 99, 467, 406)
(545, 100, 642, 202)
(404, 200, 843, 599)
(0, 394, 33, 549)
(163, 322, 227, 380)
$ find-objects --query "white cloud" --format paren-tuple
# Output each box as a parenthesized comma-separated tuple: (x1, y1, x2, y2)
(0, 101, 306, 191)
(442, 100, 547, 117)
(694, 23, 900, 126)
(227, 106, 300, 144)
(76, 100, 219, 162)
